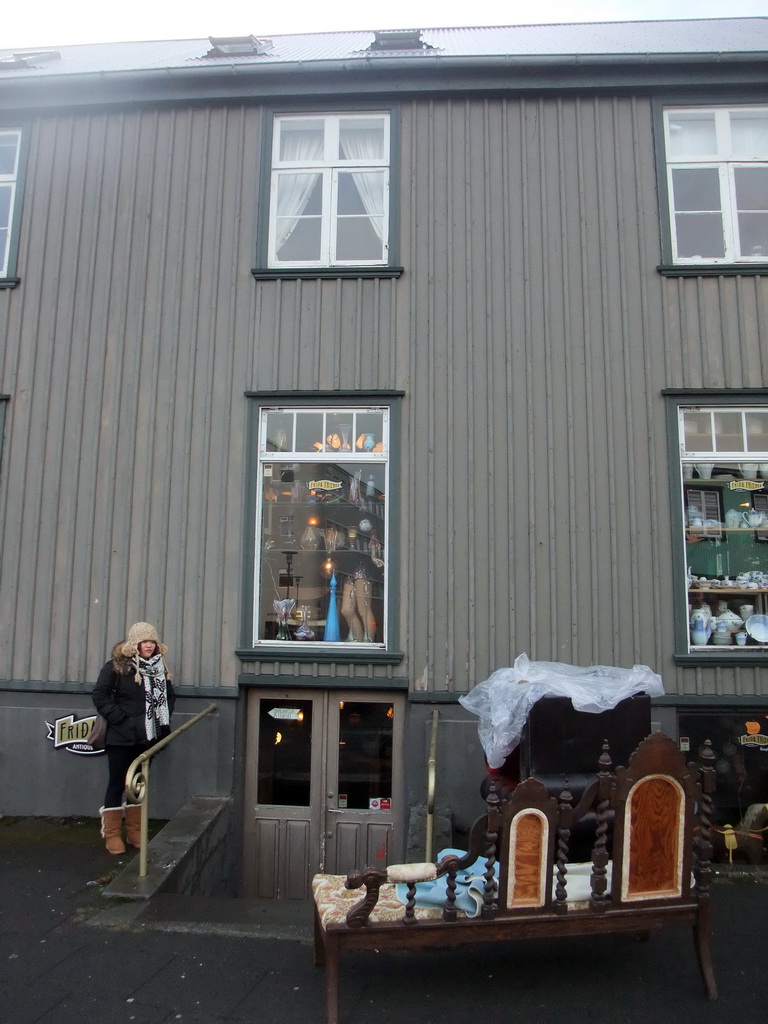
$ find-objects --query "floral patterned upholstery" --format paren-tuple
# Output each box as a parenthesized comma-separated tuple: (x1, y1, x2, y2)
(312, 873, 453, 928)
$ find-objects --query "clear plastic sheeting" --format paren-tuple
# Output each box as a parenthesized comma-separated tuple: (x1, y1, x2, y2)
(458, 653, 665, 770)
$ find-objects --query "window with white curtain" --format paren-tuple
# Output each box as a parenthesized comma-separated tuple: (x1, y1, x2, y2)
(267, 113, 390, 268)
(0, 129, 22, 279)
(663, 107, 768, 264)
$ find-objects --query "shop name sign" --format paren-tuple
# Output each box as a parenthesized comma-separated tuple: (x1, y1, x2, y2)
(308, 480, 342, 491)
(728, 480, 764, 491)
(740, 733, 768, 749)
(45, 713, 104, 755)
(268, 707, 303, 720)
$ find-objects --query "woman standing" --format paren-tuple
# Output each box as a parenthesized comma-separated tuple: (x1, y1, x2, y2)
(92, 622, 176, 854)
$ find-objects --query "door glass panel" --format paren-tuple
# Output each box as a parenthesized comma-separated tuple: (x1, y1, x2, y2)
(336, 701, 393, 810)
(257, 698, 313, 806)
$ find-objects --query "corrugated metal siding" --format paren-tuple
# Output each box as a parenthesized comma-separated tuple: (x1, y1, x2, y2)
(0, 95, 766, 697)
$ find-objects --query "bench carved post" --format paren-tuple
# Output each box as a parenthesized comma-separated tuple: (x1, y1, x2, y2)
(481, 782, 500, 919)
(589, 740, 613, 910)
(554, 779, 573, 913)
(694, 738, 716, 898)
(443, 859, 459, 922)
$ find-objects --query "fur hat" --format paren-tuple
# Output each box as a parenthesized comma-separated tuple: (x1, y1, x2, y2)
(121, 622, 168, 658)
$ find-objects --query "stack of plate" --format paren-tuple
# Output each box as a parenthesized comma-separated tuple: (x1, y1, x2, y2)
(712, 632, 733, 645)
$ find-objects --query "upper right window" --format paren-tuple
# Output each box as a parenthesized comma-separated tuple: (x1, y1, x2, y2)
(663, 106, 768, 264)
(1, 129, 22, 279)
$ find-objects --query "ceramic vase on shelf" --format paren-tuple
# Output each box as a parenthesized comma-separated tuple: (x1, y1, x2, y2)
(695, 464, 713, 479)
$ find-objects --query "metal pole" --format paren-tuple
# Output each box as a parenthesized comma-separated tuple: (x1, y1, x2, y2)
(425, 708, 439, 861)
(139, 759, 150, 878)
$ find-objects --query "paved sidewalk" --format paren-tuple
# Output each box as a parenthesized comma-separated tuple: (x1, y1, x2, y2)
(1, 816, 766, 1024)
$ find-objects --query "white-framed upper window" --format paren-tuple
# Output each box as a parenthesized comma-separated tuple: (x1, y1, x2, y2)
(0, 129, 22, 278)
(267, 113, 390, 268)
(664, 106, 768, 264)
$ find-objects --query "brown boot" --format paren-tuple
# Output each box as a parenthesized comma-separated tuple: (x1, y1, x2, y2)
(124, 804, 143, 849)
(100, 806, 126, 855)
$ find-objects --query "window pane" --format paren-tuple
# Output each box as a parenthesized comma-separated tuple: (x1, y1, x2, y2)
(0, 133, 19, 176)
(257, 699, 313, 806)
(295, 412, 325, 452)
(336, 217, 385, 261)
(336, 701, 393, 810)
(682, 410, 714, 452)
(730, 111, 768, 158)
(339, 117, 386, 161)
(265, 411, 295, 452)
(713, 411, 744, 451)
(335, 172, 386, 261)
(746, 411, 768, 453)
(671, 167, 722, 211)
(278, 119, 325, 162)
(737, 213, 768, 259)
(734, 167, 768, 211)
(674, 213, 725, 259)
(667, 113, 717, 157)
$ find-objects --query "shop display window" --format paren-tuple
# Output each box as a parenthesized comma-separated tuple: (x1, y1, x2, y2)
(254, 406, 389, 648)
(677, 711, 768, 863)
(678, 406, 768, 653)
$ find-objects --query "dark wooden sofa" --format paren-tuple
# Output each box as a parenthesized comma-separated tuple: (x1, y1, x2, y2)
(312, 731, 718, 1024)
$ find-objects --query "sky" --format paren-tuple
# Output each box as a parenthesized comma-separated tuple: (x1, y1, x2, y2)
(4, 0, 768, 50)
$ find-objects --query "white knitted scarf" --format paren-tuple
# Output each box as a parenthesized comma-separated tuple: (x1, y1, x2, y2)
(136, 652, 171, 741)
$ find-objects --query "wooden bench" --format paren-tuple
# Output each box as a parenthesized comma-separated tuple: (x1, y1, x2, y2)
(312, 731, 718, 1024)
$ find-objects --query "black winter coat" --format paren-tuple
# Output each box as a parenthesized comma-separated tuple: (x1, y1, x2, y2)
(92, 644, 176, 747)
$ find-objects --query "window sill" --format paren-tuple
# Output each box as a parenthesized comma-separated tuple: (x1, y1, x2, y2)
(252, 267, 404, 281)
(0, 277, 20, 289)
(236, 646, 404, 665)
(673, 651, 768, 666)
(658, 264, 768, 277)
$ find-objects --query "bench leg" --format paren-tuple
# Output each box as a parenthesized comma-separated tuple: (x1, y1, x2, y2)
(693, 905, 718, 1000)
(313, 907, 326, 967)
(324, 932, 340, 1024)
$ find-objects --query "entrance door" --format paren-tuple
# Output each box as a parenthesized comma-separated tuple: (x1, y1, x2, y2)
(242, 689, 404, 899)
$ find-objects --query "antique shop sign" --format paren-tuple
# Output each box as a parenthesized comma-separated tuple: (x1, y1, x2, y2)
(268, 707, 303, 720)
(45, 713, 104, 755)
(308, 479, 343, 491)
(729, 480, 764, 491)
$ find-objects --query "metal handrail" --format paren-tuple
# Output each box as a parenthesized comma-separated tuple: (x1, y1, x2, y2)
(425, 708, 440, 861)
(125, 703, 217, 877)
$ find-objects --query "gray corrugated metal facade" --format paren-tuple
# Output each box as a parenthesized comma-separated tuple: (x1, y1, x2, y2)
(1, 22, 767, 850)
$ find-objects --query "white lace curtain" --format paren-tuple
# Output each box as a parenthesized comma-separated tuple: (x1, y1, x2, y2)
(275, 123, 386, 255)
(339, 128, 386, 244)
(275, 129, 324, 252)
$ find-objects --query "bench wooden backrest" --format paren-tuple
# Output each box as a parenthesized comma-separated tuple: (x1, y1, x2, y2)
(487, 729, 714, 913)
(610, 731, 701, 904)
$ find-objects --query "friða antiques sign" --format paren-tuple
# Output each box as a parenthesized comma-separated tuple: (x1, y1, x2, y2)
(45, 713, 105, 755)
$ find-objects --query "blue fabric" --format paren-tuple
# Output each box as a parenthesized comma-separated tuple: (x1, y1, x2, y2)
(395, 849, 499, 918)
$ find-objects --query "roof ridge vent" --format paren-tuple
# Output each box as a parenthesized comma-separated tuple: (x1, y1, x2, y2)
(0, 49, 61, 69)
(206, 35, 272, 57)
(368, 29, 433, 51)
